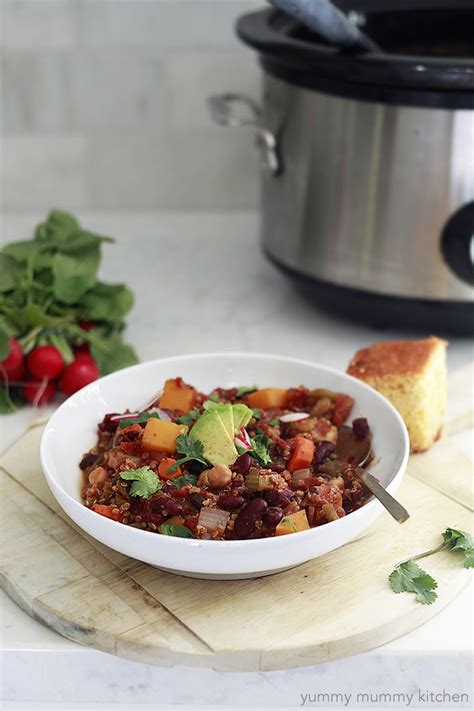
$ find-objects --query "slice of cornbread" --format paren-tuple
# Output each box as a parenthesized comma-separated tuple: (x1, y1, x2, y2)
(347, 337, 447, 453)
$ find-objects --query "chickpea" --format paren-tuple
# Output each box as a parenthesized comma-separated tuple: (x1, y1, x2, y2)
(89, 466, 107, 485)
(206, 464, 232, 488)
(198, 470, 210, 487)
(311, 397, 332, 418)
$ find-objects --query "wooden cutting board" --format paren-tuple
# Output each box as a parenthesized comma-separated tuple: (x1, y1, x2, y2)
(1, 366, 472, 671)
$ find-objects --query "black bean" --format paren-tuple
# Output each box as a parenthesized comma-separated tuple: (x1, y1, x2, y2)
(263, 506, 284, 527)
(98, 414, 120, 433)
(79, 452, 97, 470)
(353, 417, 370, 441)
(315, 440, 336, 465)
(263, 490, 292, 508)
(189, 493, 204, 510)
(233, 498, 268, 539)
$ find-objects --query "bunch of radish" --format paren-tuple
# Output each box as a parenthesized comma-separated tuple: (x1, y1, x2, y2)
(0, 331, 100, 406)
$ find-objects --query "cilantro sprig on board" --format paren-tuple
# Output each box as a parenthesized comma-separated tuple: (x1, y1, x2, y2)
(389, 527, 473, 604)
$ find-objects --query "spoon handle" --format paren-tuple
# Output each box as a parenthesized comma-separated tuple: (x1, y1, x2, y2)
(357, 471, 409, 523)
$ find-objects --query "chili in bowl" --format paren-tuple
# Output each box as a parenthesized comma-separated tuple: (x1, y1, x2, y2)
(41, 353, 409, 579)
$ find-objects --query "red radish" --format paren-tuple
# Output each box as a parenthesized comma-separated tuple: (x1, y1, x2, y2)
(0, 338, 24, 380)
(27, 345, 64, 380)
(5, 362, 25, 383)
(23, 378, 56, 405)
(73, 349, 95, 365)
(60, 357, 100, 396)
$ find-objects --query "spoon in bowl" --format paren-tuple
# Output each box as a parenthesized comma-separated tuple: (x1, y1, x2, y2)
(336, 426, 409, 524)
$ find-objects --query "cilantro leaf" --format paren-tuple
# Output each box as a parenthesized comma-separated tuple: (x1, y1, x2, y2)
(236, 385, 258, 397)
(168, 434, 209, 473)
(120, 466, 161, 499)
(248, 433, 271, 466)
(170, 473, 198, 488)
(159, 523, 195, 538)
(442, 528, 474, 568)
(118, 412, 160, 429)
(176, 408, 200, 426)
(269, 418, 280, 426)
(251, 408, 261, 420)
(389, 560, 438, 605)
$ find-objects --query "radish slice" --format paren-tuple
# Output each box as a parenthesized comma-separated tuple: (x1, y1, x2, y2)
(234, 427, 252, 451)
(280, 412, 310, 423)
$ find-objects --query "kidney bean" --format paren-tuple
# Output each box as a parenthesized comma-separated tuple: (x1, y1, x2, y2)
(150, 494, 183, 517)
(263, 506, 284, 527)
(218, 494, 245, 511)
(267, 462, 285, 473)
(315, 440, 336, 465)
(352, 417, 370, 441)
(263, 490, 291, 508)
(233, 498, 268, 538)
(231, 452, 252, 475)
(79, 452, 97, 470)
(189, 493, 204, 510)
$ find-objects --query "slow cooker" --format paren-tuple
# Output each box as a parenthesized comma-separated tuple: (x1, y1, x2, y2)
(210, 1, 474, 334)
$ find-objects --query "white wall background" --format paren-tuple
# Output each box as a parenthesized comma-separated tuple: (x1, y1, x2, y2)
(1, 0, 263, 212)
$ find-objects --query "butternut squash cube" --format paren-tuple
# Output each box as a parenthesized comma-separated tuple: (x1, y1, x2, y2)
(275, 510, 310, 536)
(142, 418, 188, 454)
(247, 387, 288, 410)
(158, 378, 196, 413)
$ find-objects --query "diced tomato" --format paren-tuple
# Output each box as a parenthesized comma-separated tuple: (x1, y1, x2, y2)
(119, 423, 143, 455)
(284, 386, 308, 409)
(171, 486, 190, 498)
(92, 504, 120, 521)
(287, 436, 315, 473)
(332, 394, 355, 427)
(158, 457, 182, 480)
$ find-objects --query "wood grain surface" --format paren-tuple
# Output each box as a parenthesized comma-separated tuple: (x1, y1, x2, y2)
(1, 365, 472, 671)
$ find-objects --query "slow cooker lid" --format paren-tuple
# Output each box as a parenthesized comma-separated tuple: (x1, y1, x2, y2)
(237, 1, 474, 97)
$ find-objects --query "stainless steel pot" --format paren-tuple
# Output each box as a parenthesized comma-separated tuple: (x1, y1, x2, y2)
(210, 1, 474, 333)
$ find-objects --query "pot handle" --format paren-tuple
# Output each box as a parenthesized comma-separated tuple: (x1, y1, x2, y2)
(207, 93, 280, 175)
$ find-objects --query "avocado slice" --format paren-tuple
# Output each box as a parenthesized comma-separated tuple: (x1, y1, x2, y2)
(190, 410, 238, 466)
(232, 403, 253, 433)
(212, 404, 234, 439)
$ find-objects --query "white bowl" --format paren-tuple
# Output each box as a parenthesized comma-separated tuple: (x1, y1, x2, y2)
(41, 353, 409, 580)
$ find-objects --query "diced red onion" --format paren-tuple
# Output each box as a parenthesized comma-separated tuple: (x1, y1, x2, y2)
(109, 407, 171, 423)
(138, 391, 163, 411)
(292, 468, 311, 487)
(148, 407, 172, 421)
(197, 507, 230, 534)
(280, 412, 310, 423)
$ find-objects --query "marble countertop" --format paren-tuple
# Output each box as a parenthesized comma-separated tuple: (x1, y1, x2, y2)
(1, 212, 472, 711)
